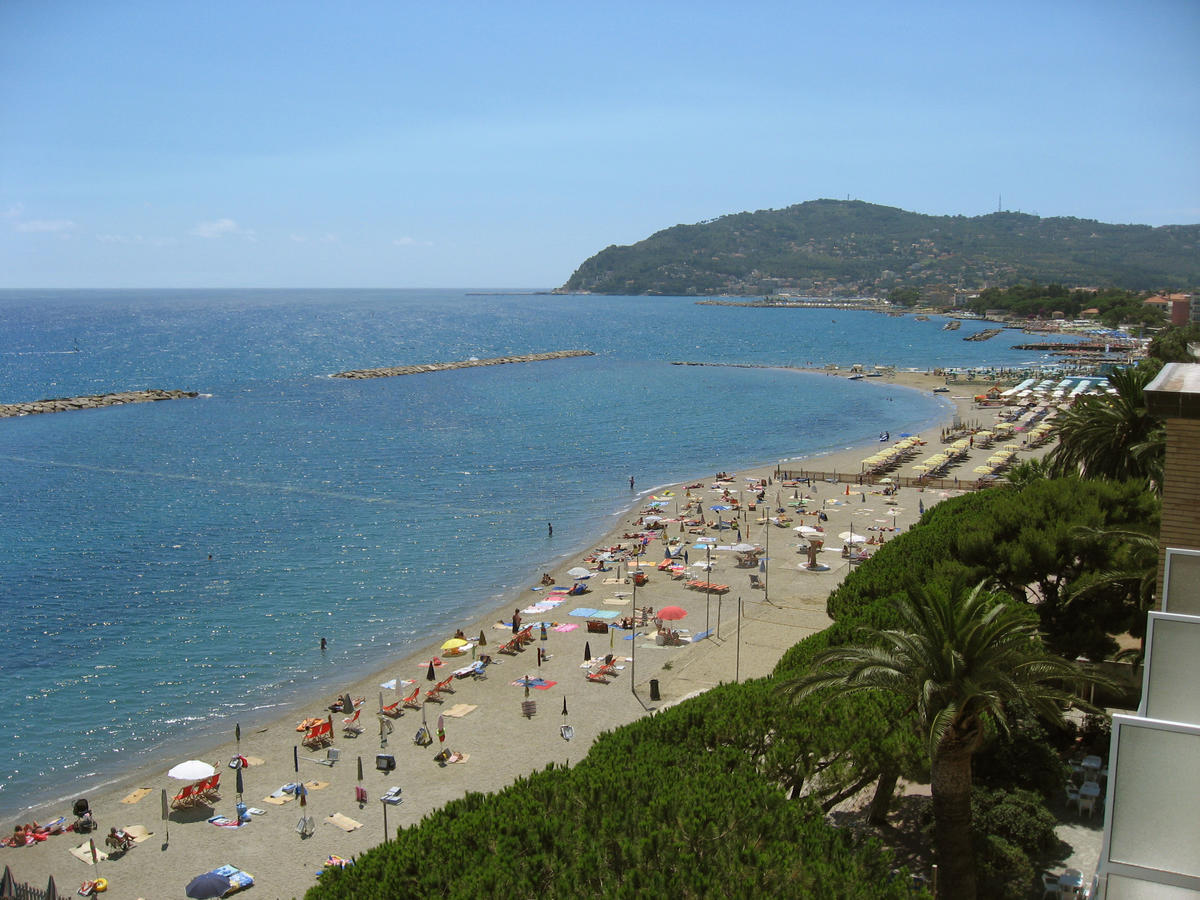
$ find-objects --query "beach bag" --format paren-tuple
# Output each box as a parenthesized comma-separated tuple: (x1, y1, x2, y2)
(414, 725, 432, 746)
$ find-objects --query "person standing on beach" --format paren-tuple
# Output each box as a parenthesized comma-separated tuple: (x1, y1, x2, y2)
(513, 609, 521, 635)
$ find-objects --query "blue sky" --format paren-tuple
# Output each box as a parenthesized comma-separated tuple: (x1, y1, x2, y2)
(2, 1, 1197, 288)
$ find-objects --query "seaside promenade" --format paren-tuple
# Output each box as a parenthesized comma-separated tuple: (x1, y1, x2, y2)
(0, 372, 1056, 899)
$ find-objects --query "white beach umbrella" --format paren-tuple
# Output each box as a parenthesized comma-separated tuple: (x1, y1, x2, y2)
(838, 531, 866, 543)
(794, 525, 822, 536)
(168, 760, 216, 781)
(567, 567, 592, 579)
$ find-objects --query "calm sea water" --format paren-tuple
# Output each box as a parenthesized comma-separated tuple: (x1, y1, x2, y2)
(0, 290, 1070, 817)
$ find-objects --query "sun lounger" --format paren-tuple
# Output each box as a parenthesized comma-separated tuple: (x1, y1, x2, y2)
(342, 709, 365, 736)
(380, 698, 403, 718)
(198, 773, 221, 801)
(498, 638, 520, 655)
(400, 685, 422, 710)
(302, 720, 334, 749)
(170, 783, 201, 809)
(586, 671, 610, 684)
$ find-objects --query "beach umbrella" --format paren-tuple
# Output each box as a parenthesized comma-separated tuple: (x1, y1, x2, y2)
(477, 629, 487, 647)
(0, 867, 16, 897)
(437, 714, 445, 746)
(795, 525, 822, 536)
(168, 760, 215, 781)
(731, 543, 757, 553)
(838, 532, 866, 544)
(441, 638, 468, 652)
(583, 641, 591, 661)
(658, 606, 688, 621)
(425, 661, 435, 681)
(567, 566, 591, 579)
(562, 696, 568, 716)
(186, 872, 232, 899)
(708, 505, 731, 511)
(45, 875, 59, 900)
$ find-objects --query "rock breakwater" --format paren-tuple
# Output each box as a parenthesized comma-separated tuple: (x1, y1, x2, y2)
(331, 349, 594, 379)
(0, 389, 199, 418)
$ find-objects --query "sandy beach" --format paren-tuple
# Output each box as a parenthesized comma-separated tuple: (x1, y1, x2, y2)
(2, 371, 1042, 899)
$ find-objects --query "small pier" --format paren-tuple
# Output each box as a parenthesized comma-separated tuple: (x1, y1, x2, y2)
(331, 350, 594, 379)
(0, 389, 199, 418)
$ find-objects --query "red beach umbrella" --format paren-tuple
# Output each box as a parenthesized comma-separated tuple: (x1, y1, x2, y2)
(658, 606, 688, 621)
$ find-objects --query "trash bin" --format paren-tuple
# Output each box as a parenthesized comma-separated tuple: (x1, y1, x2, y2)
(649, 678, 660, 701)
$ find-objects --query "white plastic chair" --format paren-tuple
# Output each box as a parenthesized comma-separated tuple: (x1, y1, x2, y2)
(1078, 793, 1096, 817)
(1042, 873, 1061, 897)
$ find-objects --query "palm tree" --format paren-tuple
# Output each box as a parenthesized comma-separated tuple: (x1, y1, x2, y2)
(1068, 526, 1159, 665)
(781, 578, 1089, 900)
(1046, 364, 1165, 490)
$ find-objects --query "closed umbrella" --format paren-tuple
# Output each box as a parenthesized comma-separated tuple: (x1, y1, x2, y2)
(425, 661, 435, 681)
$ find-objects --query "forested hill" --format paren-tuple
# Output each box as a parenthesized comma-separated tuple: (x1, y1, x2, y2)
(559, 200, 1199, 296)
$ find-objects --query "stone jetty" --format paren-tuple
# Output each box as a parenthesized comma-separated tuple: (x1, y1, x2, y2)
(0, 389, 199, 418)
(331, 349, 594, 379)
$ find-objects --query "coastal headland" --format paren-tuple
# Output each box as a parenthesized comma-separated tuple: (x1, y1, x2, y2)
(2, 371, 1045, 899)
(330, 349, 594, 379)
(0, 389, 199, 419)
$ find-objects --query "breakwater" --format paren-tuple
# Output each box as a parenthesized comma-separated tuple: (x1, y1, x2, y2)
(331, 349, 594, 379)
(0, 389, 199, 418)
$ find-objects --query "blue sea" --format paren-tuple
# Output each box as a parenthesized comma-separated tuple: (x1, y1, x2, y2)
(0, 290, 1073, 817)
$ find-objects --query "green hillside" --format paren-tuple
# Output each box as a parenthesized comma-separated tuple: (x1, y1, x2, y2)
(559, 200, 1199, 296)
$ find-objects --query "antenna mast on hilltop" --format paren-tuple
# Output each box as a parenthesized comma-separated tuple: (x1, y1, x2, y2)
(998, 194, 1002, 213)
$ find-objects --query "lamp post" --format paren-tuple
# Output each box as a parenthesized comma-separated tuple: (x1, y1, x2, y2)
(763, 508, 769, 604)
(705, 542, 711, 636)
(630, 572, 638, 696)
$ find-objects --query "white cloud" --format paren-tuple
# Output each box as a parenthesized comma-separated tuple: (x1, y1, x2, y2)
(16, 218, 76, 233)
(3, 203, 24, 219)
(393, 236, 432, 247)
(190, 218, 255, 240)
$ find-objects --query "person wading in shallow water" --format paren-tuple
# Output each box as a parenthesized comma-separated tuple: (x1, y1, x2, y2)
(547, 522, 553, 537)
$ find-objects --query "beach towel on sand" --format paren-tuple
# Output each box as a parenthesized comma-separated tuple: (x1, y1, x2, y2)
(120, 787, 152, 805)
(69, 842, 108, 865)
(325, 813, 363, 832)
